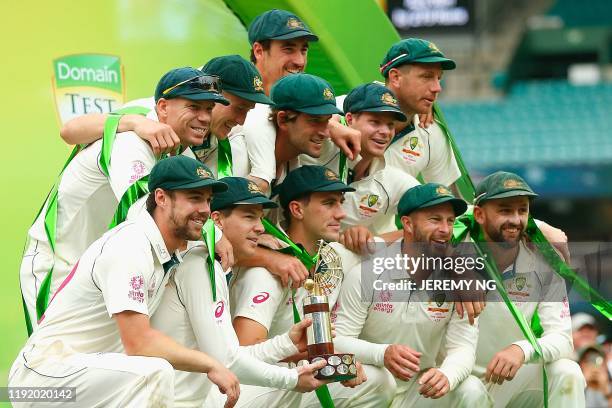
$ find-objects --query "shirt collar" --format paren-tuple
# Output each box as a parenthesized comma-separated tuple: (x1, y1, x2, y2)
(136, 210, 183, 265)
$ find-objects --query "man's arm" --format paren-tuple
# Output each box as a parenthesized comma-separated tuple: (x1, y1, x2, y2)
(236, 245, 308, 289)
(328, 119, 361, 161)
(438, 305, 479, 391)
(115, 311, 240, 406)
(60, 113, 179, 155)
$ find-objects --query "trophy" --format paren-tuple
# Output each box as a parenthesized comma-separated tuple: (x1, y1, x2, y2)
(302, 241, 357, 381)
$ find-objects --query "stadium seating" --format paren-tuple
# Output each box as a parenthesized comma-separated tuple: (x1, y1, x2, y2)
(440, 80, 612, 169)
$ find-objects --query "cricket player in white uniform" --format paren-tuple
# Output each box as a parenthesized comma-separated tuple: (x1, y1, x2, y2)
(467, 171, 585, 407)
(242, 9, 360, 193)
(59, 54, 273, 179)
(300, 82, 420, 235)
(151, 177, 330, 407)
(9, 156, 241, 407)
(333, 183, 491, 407)
(231, 166, 396, 408)
(20, 67, 229, 331)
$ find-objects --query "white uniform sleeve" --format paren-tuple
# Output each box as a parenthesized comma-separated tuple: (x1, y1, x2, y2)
(513, 273, 574, 363)
(420, 121, 461, 186)
(241, 333, 298, 364)
(241, 104, 276, 183)
(175, 255, 299, 390)
(438, 309, 479, 391)
(230, 267, 284, 331)
(107, 132, 156, 200)
(226, 131, 251, 179)
(333, 264, 388, 366)
(93, 235, 152, 317)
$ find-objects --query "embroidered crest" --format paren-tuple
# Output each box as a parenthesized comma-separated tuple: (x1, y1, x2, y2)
(324, 168, 339, 181)
(436, 185, 451, 196)
(253, 76, 264, 92)
(434, 292, 446, 307)
(286, 17, 305, 29)
(323, 88, 334, 100)
(381, 92, 397, 106)
(503, 179, 524, 189)
(248, 181, 262, 194)
(196, 167, 212, 179)
(429, 42, 440, 53)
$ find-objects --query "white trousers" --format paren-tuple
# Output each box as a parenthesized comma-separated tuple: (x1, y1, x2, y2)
(235, 364, 396, 408)
(19, 238, 68, 331)
(391, 374, 492, 408)
(484, 358, 586, 408)
(9, 349, 175, 407)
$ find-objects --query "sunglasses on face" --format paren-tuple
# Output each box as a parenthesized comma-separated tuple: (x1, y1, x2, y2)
(162, 74, 222, 96)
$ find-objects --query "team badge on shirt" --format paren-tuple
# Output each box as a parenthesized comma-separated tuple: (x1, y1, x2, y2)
(402, 137, 422, 163)
(358, 194, 382, 218)
(426, 293, 450, 322)
(506, 273, 532, 301)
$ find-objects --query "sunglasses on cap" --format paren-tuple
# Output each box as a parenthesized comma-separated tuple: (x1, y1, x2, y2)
(162, 74, 222, 96)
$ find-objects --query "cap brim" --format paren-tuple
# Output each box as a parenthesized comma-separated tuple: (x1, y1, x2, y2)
(297, 103, 344, 115)
(420, 196, 468, 216)
(226, 88, 273, 105)
(360, 106, 407, 122)
(313, 182, 356, 194)
(271, 31, 319, 42)
(181, 92, 230, 106)
(483, 190, 538, 203)
(170, 179, 228, 193)
(413, 56, 456, 70)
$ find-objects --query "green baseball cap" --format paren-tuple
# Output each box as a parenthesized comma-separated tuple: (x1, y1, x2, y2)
(398, 183, 467, 217)
(343, 83, 407, 121)
(474, 171, 538, 206)
(154, 67, 229, 105)
(248, 9, 319, 44)
(380, 38, 456, 77)
(211, 177, 278, 211)
(148, 156, 228, 193)
(201, 55, 273, 105)
(271, 73, 343, 115)
(278, 165, 355, 208)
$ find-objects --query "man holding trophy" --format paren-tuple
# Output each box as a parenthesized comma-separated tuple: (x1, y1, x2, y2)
(230, 165, 396, 407)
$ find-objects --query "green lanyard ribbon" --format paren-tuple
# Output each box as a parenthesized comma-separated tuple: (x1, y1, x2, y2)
(452, 210, 548, 407)
(23, 107, 151, 335)
(202, 219, 217, 302)
(261, 219, 335, 408)
(216, 138, 233, 178)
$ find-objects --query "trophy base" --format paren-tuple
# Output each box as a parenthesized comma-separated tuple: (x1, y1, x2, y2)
(308, 353, 357, 381)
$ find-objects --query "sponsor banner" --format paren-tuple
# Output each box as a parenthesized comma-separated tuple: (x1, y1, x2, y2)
(52, 53, 125, 124)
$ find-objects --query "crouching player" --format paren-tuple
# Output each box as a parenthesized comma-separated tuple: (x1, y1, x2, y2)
(151, 176, 329, 407)
(333, 183, 492, 407)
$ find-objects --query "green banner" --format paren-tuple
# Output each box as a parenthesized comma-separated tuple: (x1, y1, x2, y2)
(52, 53, 125, 124)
